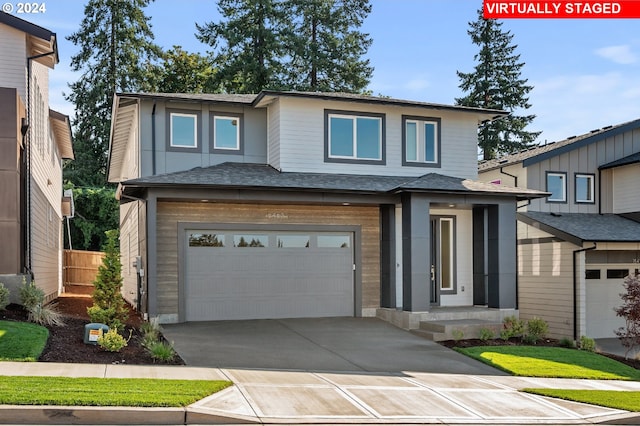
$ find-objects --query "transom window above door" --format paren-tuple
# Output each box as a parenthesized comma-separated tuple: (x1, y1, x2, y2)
(325, 110, 385, 164)
(403, 116, 441, 167)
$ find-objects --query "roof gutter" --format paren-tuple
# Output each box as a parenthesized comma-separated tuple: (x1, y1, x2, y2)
(573, 243, 597, 341)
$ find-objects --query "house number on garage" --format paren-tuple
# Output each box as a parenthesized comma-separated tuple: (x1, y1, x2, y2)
(266, 212, 289, 219)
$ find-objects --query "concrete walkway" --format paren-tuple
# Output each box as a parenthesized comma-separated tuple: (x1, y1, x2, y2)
(1, 361, 640, 425)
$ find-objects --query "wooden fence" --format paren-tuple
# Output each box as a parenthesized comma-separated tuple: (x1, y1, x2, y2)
(63, 250, 105, 289)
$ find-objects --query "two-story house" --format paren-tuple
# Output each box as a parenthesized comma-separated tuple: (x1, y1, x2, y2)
(479, 119, 640, 340)
(0, 12, 73, 303)
(107, 91, 543, 333)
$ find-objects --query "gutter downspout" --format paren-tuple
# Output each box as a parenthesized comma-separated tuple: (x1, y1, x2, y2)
(499, 167, 518, 187)
(151, 102, 157, 175)
(598, 168, 602, 215)
(573, 243, 597, 340)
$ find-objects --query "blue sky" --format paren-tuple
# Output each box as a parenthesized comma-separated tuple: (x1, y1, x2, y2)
(21, 0, 640, 144)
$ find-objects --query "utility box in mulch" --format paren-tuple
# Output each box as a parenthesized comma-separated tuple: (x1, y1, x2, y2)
(84, 323, 109, 345)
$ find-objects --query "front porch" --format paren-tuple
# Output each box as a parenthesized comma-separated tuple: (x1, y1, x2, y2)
(377, 306, 516, 341)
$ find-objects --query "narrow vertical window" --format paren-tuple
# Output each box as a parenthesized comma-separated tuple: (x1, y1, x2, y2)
(440, 218, 453, 291)
(406, 121, 417, 161)
(403, 116, 440, 167)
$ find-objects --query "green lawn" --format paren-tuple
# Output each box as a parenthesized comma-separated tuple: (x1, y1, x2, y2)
(0, 376, 232, 407)
(456, 346, 640, 380)
(525, 389, 640, 412)
(0, 320, 49, 361)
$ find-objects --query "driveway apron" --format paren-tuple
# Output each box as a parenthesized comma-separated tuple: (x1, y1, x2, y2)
(161, 317, 503, 375)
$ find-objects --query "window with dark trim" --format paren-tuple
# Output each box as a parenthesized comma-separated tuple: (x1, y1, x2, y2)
(402, 116, 441, 167)
(324, 110, 385, 164)
(166, 109, 202, 153)
(546, 171, 567, 203)
(575, 173, 595, 204)
(210, 112, 243, 154)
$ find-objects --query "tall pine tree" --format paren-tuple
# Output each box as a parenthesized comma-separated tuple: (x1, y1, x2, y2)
(142, 46, 220, 94)
(456, 9, 540, 160)
(65, 0, 161, 186)
(282, 0, 373, 92)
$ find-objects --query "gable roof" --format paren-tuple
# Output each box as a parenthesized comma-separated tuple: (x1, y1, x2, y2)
(599, 151, 640, 170)
(49, 109, 73, 160)
(479, 118, 640, 172)
(518, 211, 640, 245)
(0, 11, 58, 67)
(118, 162, 546, 201)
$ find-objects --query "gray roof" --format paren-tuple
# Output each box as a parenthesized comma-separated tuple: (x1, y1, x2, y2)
(518, 211, 640, 244)
(117, 92, 257, 105)
(479, 118, 640, 172)
(121, 162, 545, 199)
(0, 11, 58, 67)
(600, 152, 640, 170)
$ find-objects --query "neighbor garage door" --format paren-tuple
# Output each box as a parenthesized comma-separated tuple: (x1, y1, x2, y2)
(185, 229, 354, 321)
(585, 264, 631, 338)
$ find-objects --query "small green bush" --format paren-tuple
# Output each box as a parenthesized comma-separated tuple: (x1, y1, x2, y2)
(525, 317, 549, 344)
(139, 318, 160, 341)
(28, 303, 65, 327)
(19, 279, 44, 310)
(97, 328, 129, 352)
(87, 305, 123, 331)
(501, 315, 525, 340)
(559, 337, 576, 348)
(0, 283, 9, 311)
(579, 335, 596, 352)
(479, 328, 494, 341)
(146, 340, 176, 362)
(451, 329, 464, 341)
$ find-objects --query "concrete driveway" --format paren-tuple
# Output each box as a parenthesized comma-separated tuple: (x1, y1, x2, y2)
(161, 317, 503, 375)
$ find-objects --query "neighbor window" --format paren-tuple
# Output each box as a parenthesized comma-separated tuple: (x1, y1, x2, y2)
(233, 234, 268, 247)
(189, 233, 225, 247)
(213, 115, 240, 151)
(607, 269, 629, 279)
(170, 112, 198, 148)
(277, 235, 310, 248)
(403, 116, 440, 166)
(585, 269, 601, 279)
(575, 173, 595, 203)
(326, 111, 384, 163)
(546, 172, 566, 202)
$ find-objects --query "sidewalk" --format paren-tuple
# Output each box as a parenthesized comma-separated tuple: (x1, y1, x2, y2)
(1, 361, 640, 425)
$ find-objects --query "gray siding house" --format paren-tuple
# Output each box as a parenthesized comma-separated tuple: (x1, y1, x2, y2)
(479, 119, 640, 339)
(108, 91, 543, 333)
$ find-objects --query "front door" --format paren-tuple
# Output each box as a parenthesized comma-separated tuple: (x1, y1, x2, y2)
(430, 216, 455, 305)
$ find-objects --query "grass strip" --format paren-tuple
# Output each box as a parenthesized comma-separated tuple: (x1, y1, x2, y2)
(456, 346, 640, 380)
(0, 321, 49, 361)
(525, 389, 640, 412)
(0, 376, 232, 407)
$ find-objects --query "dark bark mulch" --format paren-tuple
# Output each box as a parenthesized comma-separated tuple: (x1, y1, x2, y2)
(1, 298, 185, 365)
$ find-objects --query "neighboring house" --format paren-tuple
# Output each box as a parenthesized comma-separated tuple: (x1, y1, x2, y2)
(0, 12, 74, 303)
(108, 91, 543, 331)
(479, 119, 640, 339)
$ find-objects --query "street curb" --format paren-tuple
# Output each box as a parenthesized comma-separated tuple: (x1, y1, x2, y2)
(0, 405, 186, 425)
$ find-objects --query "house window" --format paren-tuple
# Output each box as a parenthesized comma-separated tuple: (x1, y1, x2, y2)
(403, 116, 440, 167)
(212, 114, 241, 151)
(575, 173, 595, 203)
(170, 112, 198, 148)
(439, 217, 454, 291)
(325, 110, 384, 163)
(546, 172, 567, 203)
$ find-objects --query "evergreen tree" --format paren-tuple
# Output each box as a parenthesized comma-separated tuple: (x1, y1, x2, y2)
(196, 0, 286, 93)
(65, 0, 161, 185)
(456, 9, 540, 160)
(142, 46, 220, 94)
(282, 0, 373, 92)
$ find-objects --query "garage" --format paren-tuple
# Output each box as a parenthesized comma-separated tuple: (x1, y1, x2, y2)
(184, 229, 355, 321)
(584, 263, 632, 338)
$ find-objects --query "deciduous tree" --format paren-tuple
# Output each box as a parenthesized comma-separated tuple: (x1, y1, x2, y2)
(615, 274, 640, 359)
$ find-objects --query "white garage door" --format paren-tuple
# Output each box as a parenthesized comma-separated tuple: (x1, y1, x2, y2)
(585, 264, 630, 338)
(185, 230, 354, 321)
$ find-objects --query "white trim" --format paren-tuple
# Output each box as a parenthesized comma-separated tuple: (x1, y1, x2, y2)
(439, 217, 454, 291)
(169, 112, 198, 148)
(405, 119, 438, 164)
(575, 173, 595, 203)
(213, 115, 240, 150)
(328, 113, 382, 160)
(547, 172, 566, 202)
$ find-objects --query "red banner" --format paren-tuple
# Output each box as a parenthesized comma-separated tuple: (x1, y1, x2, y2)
(484, 1, 640, 18)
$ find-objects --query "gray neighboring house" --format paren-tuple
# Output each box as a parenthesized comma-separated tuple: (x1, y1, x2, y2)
(479, 119, 640, 339)
(107, 91, 543, 333)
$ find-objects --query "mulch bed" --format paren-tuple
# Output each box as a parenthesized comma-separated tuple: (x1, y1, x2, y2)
(1, 297, 184, 365)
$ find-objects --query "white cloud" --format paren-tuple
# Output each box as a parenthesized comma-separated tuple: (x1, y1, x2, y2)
(404, 78, 430, 91)
(595, 45, 637, 64)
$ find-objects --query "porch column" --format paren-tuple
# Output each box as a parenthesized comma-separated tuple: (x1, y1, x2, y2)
(380, 204, 396, 308)
(401, 193, 430, 311)
(472, 206, 487, 305)
(487, 201, 517, 309)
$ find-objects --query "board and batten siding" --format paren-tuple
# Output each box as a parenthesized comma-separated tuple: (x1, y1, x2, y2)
(517, 222, 577, 339)
(273, 97, 480, 179)
(612, 163, 640, 213)
(0, 24, 27, 100)
(120, 201, 144, 306)
(155, 202, 380, 320)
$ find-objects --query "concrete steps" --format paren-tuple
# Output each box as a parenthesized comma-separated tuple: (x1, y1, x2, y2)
(414, 319, 503, 341)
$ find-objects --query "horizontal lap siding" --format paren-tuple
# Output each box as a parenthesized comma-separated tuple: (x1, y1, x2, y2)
(156, 202, 380, 318)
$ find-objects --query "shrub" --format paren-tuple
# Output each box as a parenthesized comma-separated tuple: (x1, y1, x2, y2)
(524, 317, 549, 344)
(19, 278, 44, 310)
(559, 337, 576, 348)
(615, 274, 640, 359)
(579, 335, 596, 352)
(0, 283, 9, 311)
(139, 318, 161, 341)
(28, 303, 65, 326)
(88, 230, 128, 329)
(478, 328, 494, 341)
(97, 328, 130, 352)
(451, 329, 464, 341)
(500, 315, 525, 340)
(146, 340, 176, 362)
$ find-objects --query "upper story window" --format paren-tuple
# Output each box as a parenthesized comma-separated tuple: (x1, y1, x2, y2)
(402, 116, 441, 167)
(324, 110, 385, 164)
(575, 173, 595, 204)
(546, 171, 567, 203)
(211, 113, 242, 153)
(166, 109, 201, 152)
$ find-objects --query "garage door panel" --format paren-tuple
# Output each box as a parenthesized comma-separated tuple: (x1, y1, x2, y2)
(185, 229, 354, 321)
(585, 264, 628, 338)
